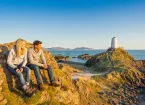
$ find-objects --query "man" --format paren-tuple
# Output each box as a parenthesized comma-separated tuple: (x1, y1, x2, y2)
(27, 40, 59, 90)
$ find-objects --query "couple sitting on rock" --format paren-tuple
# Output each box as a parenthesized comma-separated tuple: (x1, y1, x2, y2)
(7, 39, 59, 97)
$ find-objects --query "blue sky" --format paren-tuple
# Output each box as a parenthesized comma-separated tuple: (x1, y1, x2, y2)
(0, 0, 145, 49)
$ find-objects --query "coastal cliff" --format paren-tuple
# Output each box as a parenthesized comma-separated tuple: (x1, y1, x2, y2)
(0, 40, 145, 105)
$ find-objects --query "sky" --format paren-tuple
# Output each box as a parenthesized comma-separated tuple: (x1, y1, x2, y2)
(0, 0, 145, 49)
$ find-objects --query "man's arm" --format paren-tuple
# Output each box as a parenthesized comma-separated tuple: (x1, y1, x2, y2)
(40, 50, 47, 65)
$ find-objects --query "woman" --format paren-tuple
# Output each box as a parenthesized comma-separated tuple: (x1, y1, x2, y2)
(7, 39, 33, 97)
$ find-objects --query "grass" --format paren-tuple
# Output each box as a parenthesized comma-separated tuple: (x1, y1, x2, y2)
(24, 91, 42, 105)
(2, 84, 24, 105)
(90, 55, 111, 72)
(38, 101, 66, 105)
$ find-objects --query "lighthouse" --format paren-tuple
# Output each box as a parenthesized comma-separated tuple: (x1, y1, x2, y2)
(111, 37, 119, 49)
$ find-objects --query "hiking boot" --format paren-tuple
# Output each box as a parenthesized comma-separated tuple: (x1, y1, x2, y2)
(26, 83, 30, 89)
(38, 84, 45, 91)
(51, 81, 60, 87)
(24, 88, 33, 97)
(27, 84, 35, 91)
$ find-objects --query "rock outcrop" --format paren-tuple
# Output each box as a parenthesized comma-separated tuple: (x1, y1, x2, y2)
(54, 54, 70, 62)
(0, 39, 80, 105)
(77, 54, 92, 60)
(85, 48, 145, 105)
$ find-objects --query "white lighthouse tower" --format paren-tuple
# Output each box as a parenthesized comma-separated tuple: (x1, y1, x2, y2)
(111, 37, 119, 49)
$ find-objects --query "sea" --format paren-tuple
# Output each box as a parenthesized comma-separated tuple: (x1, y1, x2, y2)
(49, 50, 145, 63)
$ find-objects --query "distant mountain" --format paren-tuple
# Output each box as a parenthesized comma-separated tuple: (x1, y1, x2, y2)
(48, 47, 71, 51)
(48, 47, 96, 51)
(72, 47, 95, 51)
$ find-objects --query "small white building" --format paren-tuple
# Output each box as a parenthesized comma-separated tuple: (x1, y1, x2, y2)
(111, 37, 120, 49)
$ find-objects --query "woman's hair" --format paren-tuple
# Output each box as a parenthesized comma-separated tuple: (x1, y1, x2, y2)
(15, 39, 26, 58)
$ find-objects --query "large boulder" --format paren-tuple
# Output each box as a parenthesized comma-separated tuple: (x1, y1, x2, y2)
(77, 53, 92, 60)
(54, 54, 70, 62)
